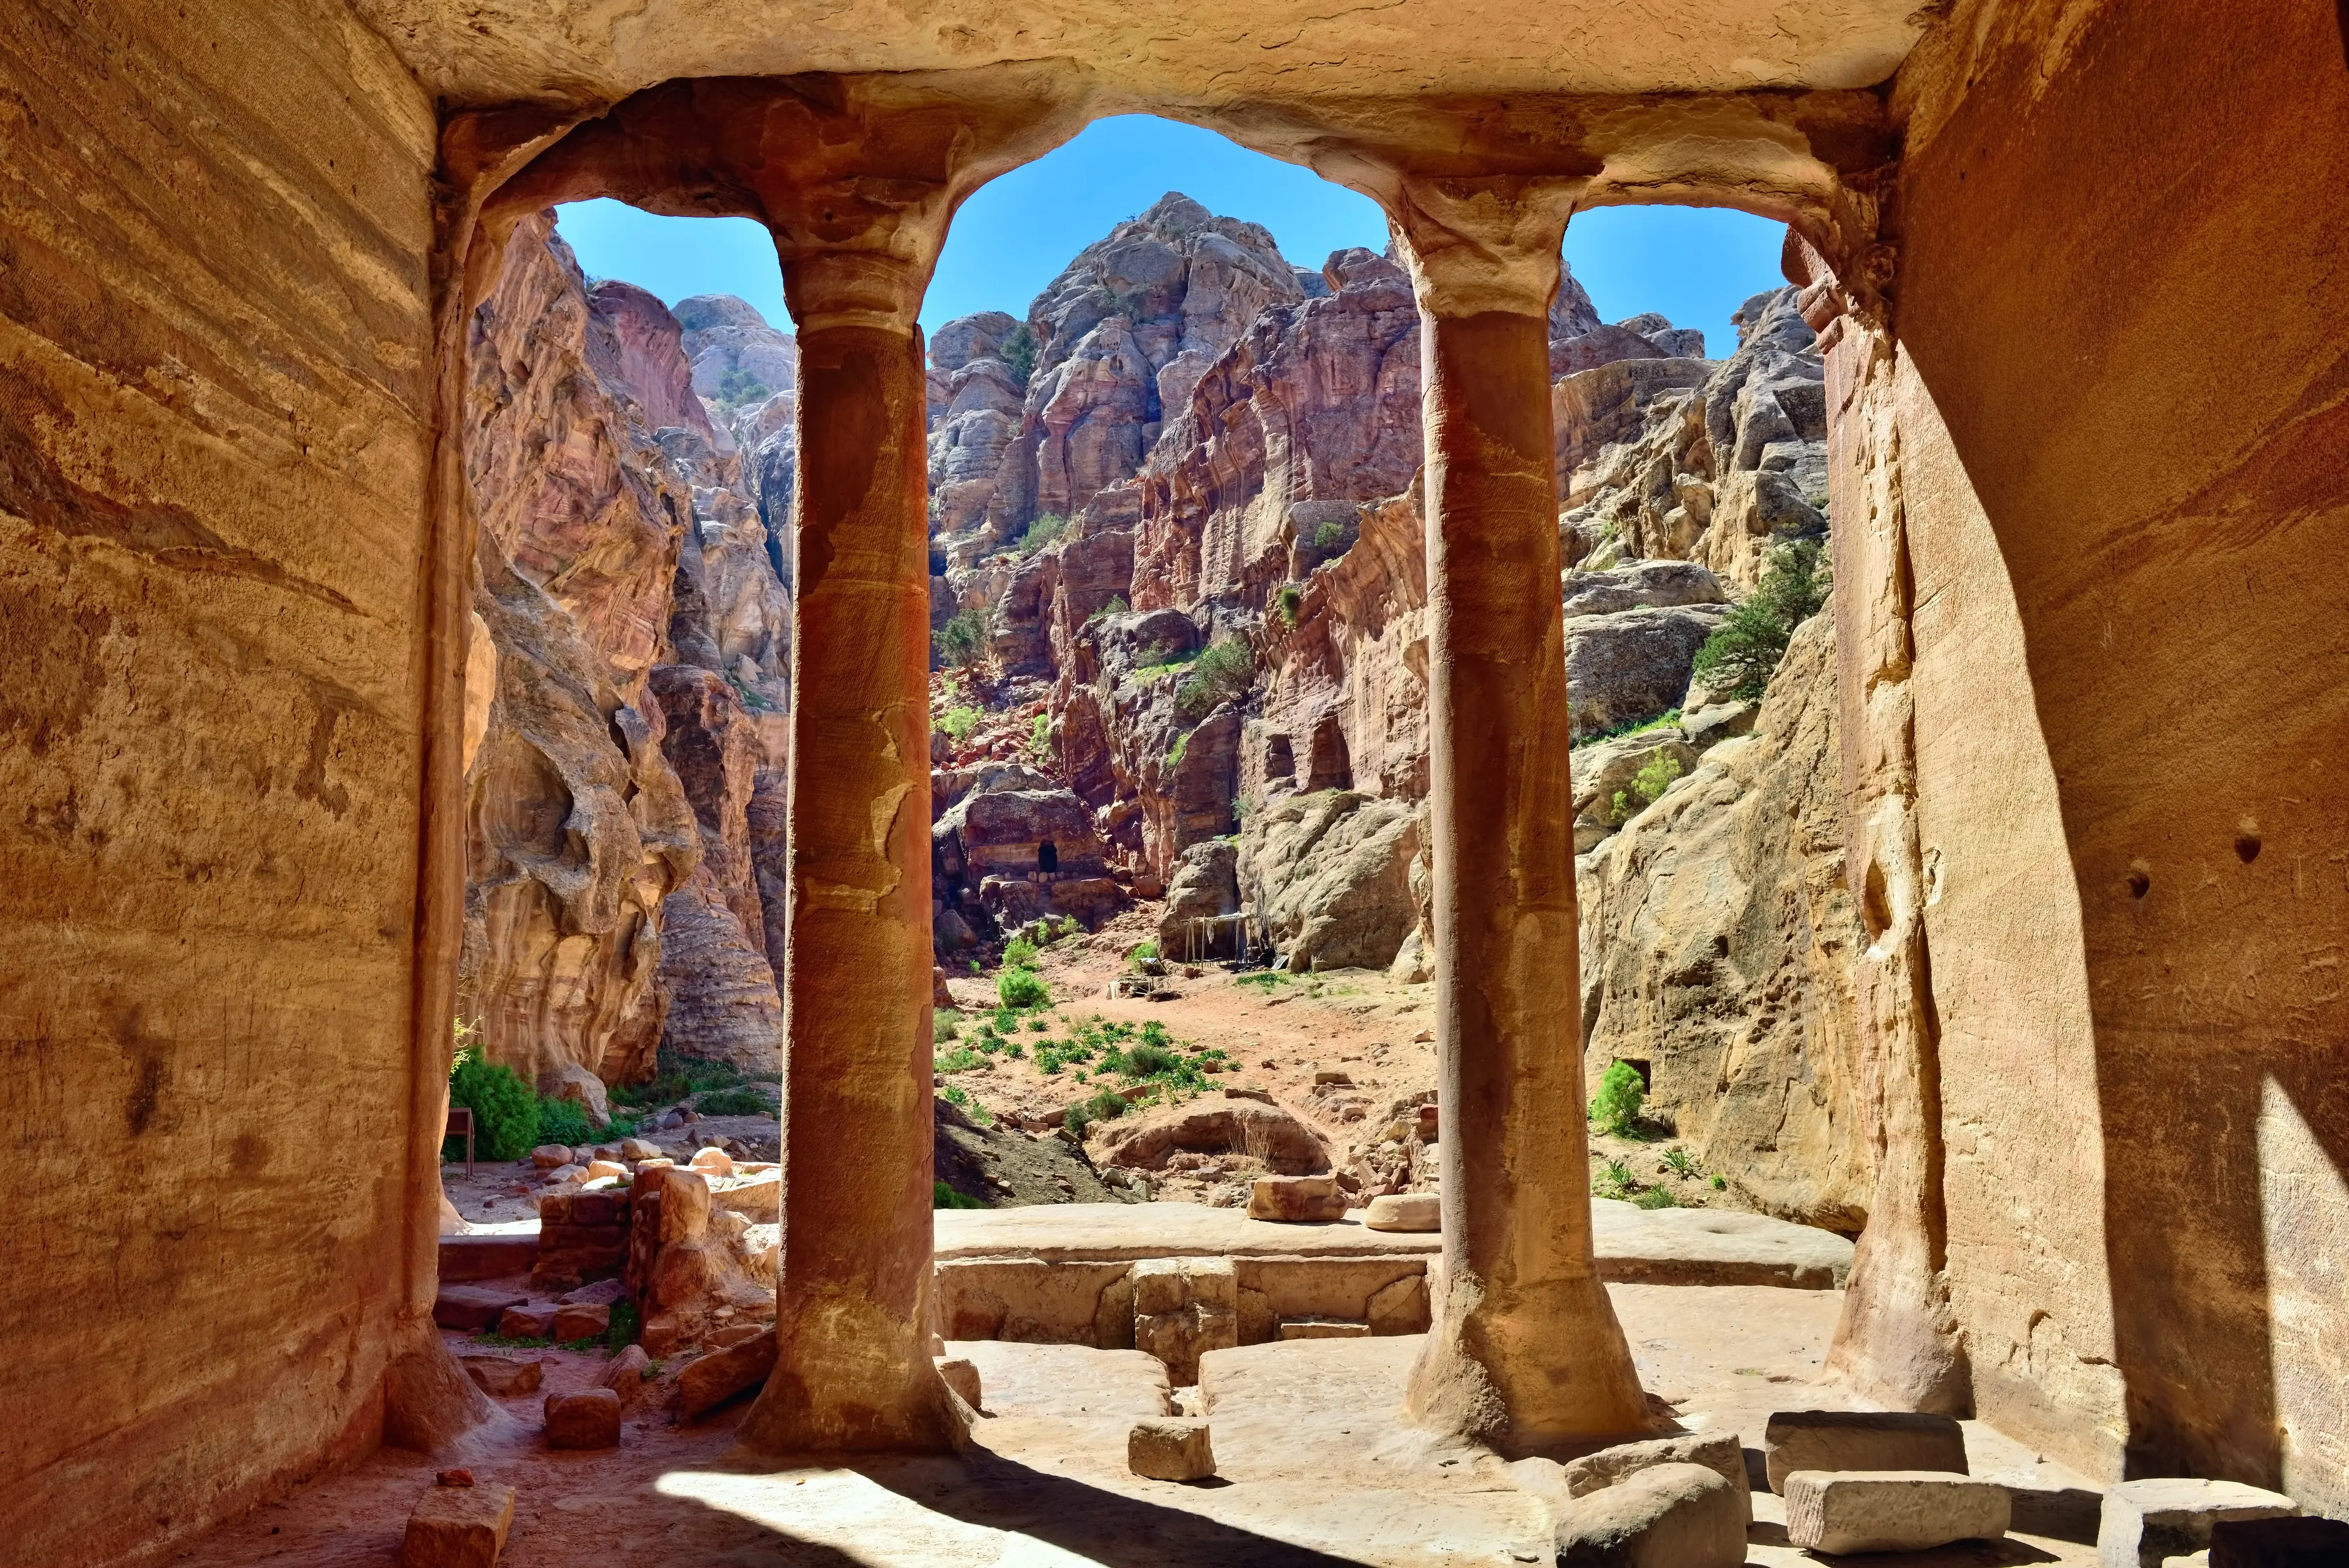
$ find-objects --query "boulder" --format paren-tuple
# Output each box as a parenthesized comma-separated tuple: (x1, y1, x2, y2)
(543, 1389, 622, 1449)
(530, 1145, 574, 1169)
(689, 1145, 735, 1176)
(1563, 604, 1727, 741)
(1564, 1432, 1751, 1524)
(1236, 790, 1420, 972)
(1157, 839, 1241, 960)
(620, 1138, 661, 1161)
(2098, 1479, 2299, 1568)
(680, 1327, 777, 1419)
(1762, 1410, 1967, 1492)
(497, 1303, 557, 1339)
(536, 1060, 610, 1127)
(1129, 1418, 1217, 1481)
(1560, 561, 1730, 621)
(1363, 1192, 1439, 1232)
(400, 1479, 516, 1568)
(1094, 1099, 1330, 1174)
(551, 1302, 609, 1344)
(1248, 1174, 1348, 1222)
(1553, 1462, 1745, 1568)
(456, 1356, 542, 1398)
(1784, 1471, 2011, 1554)
(598, 1344, 651, 1402)
(1569, 728, 1698, 849)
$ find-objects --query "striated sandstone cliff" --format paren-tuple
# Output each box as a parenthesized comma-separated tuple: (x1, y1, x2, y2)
(461, 215, 793, 1087)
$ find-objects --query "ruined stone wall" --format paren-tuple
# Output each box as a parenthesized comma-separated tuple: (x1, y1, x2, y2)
(1857, 0, 2349, 1503)
(0, 1, 438, 1562)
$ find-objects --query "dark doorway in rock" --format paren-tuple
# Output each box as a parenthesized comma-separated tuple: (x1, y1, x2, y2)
(1620, 1058, 1652, 1091)
(1037, 839, 1059, 875)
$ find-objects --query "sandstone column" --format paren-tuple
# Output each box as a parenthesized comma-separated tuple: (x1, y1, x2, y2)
(1391, 180, 1653, 1455)
(735, 246, 960, 1452)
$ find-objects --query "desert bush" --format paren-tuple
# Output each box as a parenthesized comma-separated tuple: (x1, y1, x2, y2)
(1028, 710, 1052, 757)
(998, 323, 1037, 387)
(1611, 752, 1685, 823)
(1275, 583, 1302, 627)
(1065, 1085, 1131, 1138)
(1128, 938, 1158, 970)
(1589, 1060, 1646, 1136)
(998, 967, 1050, 1009)
(694, 1087, 776, 1118)
(1176, 637, 1253, 717)
(535, 1096, 594, 1148)
(1003, 937, 1039, 968)
(1313, 519, 1346, 549)
(934, 1180, 985, 1209)
(449, 1055, 539, 1161)
(1087, 594, 1129, 623)
(1123, 1043, 1180, 1077)
(934, 609, 989, 669)
(1633, 1186, 1679, 1210)
(1663, 1146, 1698, 1177)
(1016, 513, 1070, 557)
(939, 706, 982, 742)
(1691, 540, 1830, 701)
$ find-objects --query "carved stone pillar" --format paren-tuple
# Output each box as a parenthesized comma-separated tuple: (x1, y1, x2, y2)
(1389, 179, 1653, 1455)
(737, 246, 958, 1452)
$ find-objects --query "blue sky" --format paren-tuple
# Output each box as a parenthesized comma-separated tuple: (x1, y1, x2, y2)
(555, 115, 1789, 356)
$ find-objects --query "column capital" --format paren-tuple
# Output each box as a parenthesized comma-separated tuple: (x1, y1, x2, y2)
(1385, 173, 1587, 319)
(488, 67, 1094, 333)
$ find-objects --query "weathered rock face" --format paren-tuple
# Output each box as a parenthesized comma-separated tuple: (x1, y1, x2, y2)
(464, 217, 792, 1082)
(1576, 613, 1869, 1231)
(461, 214, 702, 1089)
(1237, 790, 1423, 972)
(675, 293, 798, 404)
(1560, 287, 1827, 590)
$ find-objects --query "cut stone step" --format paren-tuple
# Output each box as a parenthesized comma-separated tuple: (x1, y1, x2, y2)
(431, 1285, 528, 1332)
(1762, 1410, 1967, 1492)
(2099, 1477, 2299, 1568)
(1784, 1470, 2011, 1554)
(1275, 1317, 1370, 1339)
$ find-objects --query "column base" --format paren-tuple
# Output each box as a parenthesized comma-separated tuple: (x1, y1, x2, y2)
(1405, 1269, 1659, 1460)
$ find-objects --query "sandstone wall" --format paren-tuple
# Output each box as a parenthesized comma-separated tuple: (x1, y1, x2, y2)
(1857, 0, 2349, 1502)
(0, 1, 438, 1562)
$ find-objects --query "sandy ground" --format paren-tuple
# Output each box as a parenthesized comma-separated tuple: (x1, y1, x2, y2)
(172, 1281, 2103, 1567)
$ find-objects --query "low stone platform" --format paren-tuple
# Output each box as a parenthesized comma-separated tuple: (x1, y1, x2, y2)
(935, 1197, 1852, 1284)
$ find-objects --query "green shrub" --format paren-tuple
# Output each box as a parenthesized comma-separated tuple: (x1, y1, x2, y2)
(450, 1055, 539, 1161)
(1176, 637, 1253, 718)
(1003, 937, 1039, 968)
(604, 1301, 640, 1353)
(1016, 513, 1070, 557)
(1140, 1021, 1171, 1049)
(1691, 540, 1830, 702)
(1166, 732, 1189, 768)
(939, 706, 982, 742)
(934, 1180, 984, 1209)
(1572, 708, 1681, 752)
(934, 609, 989, 669)
(1312, 520, 1345, 550)
(1612, 752, 1685, 823)
(998, 968, 1050, 1009)
(998, 323, 1037, 387)
(1064, 1085, 1130, 1139)
(1087, 595, 1129, 623)
(694, 1087, 776, 1118)
(713, 366, 771, 409)
(941, 1084, 970, 1107)
(935, 1048, 985, 1073)
(935, 1016, 961, 1042)
(1123, 1042, 1180, 1077)
(609, 1048, 746, 1109)
(1589, 1061, 1646, 1137)
(1129, 939, 1158, 970)
(1711, 1173, 1727, 1190)
(1633, 1186, 1679, 1210)
(1026, 1016, 1050, 1033)
(535, 1096, 594, 1149)
(1274, 583, 1302, 627)
(1594, 1157, 1636, 1200)
(1028, 710, 1052, 757)
(1663, 1146, 1699, 1177)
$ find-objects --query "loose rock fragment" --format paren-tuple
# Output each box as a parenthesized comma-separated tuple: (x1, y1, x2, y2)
(1564, 1431, 1752, 1523)
(1247, 1174, 1348, 1222)
(432, 1285, 529, 1331)
(1762, 1409, 1967, 1492)
(679, 1328, 777, 1419)
(458, 1355, 543, 1398)
(937, 1356, 984, 1410)
(1784, 1470, 2010, 1553)
(2098, 1478, 2299, 1568)
(1553, 1461, 1745, 1567)
(598, 1344, 651, 1401)
(551, 1302, 610, 1343)
(1128, 1418, 1217, 1481)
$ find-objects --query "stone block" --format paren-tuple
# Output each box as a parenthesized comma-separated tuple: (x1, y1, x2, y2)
(1553, 1461, 1745, 1568)
(650, 1239, 717, 1308)
(1276, 1317, 1368, 1339)
(536, 1192, 574, 1222)
(497, 1303, 557, 1339)
(2098, 1479, 2299, 1567)
(432, 1285, 527, 1331)
(679, 1327, 777, 1419)
(568, 1192, 622, 1226)
(620, 1138, 661, 1161)
(2210, 1516, 2349, 1566)
(1784, 1470, 2011, 1554)
(551, 1302, 609, 1343)
(937, 1356, 983, 1410)
(585, 1159, 626, 1179)
(437, 1233, 541, 1281)
(1247, 1175, 1347, 1222)
(1364, 1192, 1439, 1232)
(1132, 1257, 1241, 1383)
(1564, 1432, 1751, 1524)
(400, 1479, 516, 1568)
(689, 1146, 735, 1176)
(1129, 1418, 1216, 1481)
(457, 1355, 542, 1398)
(542, 1163, 588, 1186)
(543, 1388, 621, 1449)
(598, 1344, 650, 1401)
(1762, 1410, 1967, 1492)
(531, 1145, 574, 1169)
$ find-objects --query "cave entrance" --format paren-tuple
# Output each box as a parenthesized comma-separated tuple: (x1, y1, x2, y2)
(1036, 838, 1058, 875)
